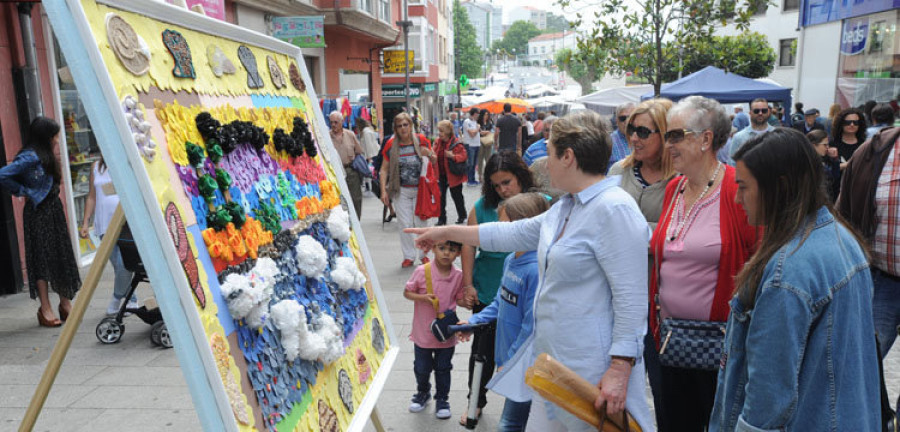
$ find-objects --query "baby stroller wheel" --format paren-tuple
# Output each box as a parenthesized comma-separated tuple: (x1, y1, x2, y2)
(151, 321, 172, 348)
(96, 317, 124, 344)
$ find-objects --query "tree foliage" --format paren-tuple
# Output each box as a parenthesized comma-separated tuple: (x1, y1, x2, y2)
(492, 20, 542, 58)
(453, 0, 483, 79)
(559, 0, 767, 95)
(545, 13, 571, 34)
(555, 48, 602, 93)
(659, 32, 777, 82)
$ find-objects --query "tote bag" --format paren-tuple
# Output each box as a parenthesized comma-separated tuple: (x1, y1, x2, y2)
(415, 156, 441, 220)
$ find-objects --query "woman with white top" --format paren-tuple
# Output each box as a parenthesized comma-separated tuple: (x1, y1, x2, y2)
(79, 158, 136, 315)
(406, 111, 654, 431)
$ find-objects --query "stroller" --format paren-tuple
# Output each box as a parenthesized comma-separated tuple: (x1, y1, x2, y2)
(95, 224, 171, 348)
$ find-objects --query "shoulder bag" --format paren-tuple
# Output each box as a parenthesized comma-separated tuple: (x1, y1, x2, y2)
(446, 138, 468, 176)
(425, 263, 459, 342)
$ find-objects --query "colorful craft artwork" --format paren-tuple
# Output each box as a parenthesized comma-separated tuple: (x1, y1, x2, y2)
(237, 45, 264, 89)
(105, 13, 150, 75)
(267, 56, 285, 89)
(60, 1, 394, 431)
(288, 61, 306, 92)
(166, 202, 206, 308)
(207, 45, 236, 77)
(162, 29, 196, 79)
(121, 95, 157, 161)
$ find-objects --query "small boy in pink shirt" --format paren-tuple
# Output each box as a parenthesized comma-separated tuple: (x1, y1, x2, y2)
(403, 240, 465, 419)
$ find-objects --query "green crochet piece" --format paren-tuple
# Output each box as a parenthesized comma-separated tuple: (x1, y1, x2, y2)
(207, 205, 232, 231)
(206, 140, 223, 164)
(224, 201, 246, 229)
(185, 142, 206, 169)
(215, 168, 233, 191)
(198, 174, 218, 202)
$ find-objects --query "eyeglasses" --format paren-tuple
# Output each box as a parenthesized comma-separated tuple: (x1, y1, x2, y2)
(626, 124, 659, 140)
(752, 108, 769, 114)
(664, 128, 702, 143)
(395, 123, 411, 128)
(617, 115, 629, 122)
(844, 120, 861, 126)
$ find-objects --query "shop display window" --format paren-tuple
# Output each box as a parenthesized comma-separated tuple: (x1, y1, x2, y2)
(836, 10, 900, 107)
(54, 36, 100, 261)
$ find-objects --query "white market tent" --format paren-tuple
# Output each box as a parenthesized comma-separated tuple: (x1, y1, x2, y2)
(577, 84, 654, 116)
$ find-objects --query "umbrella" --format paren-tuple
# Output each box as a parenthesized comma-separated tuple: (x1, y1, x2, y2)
(466, 98, 534, 114)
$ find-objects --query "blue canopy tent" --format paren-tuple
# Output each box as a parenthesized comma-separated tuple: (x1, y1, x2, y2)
(641, 66, 793, 125)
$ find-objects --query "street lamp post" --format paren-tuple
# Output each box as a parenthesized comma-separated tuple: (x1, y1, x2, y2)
(395, 0, 412, 112)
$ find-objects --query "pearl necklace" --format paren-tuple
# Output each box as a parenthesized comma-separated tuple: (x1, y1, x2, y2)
(668, 162, 722, 242)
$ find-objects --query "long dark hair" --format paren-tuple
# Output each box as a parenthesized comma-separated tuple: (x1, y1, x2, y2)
(478, 109, 491, 127)
(23, 116, 62, 185)
(733, 128, 867, 309)
(831, 108, 867, 144)
(481, 151, 534, 209)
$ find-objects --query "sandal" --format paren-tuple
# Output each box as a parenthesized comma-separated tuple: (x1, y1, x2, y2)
(58, 304, 71, 322)
(458, 408, 482, 426)
(37, 309, 62, 328)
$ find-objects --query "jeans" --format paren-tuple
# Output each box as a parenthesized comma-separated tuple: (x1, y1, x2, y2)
(438, 175, 466, 224)
(466, 144, 479, 183)
(873, 268, 900, 358)
(413, 345, 455, 401)
(497, 399, 531, 432)
(100, 234, 135, 300)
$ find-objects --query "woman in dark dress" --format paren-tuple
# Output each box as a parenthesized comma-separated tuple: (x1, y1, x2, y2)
(0, 117, 81, 327)
(829, 108, 867, 171)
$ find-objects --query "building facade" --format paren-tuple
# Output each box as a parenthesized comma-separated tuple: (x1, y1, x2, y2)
(527, 31, 577, 66)
(381, 0, 453, 136)
(509, 6, 547, 30)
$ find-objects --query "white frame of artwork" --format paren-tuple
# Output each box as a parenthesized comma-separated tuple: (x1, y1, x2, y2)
(42, 0, 399, 430)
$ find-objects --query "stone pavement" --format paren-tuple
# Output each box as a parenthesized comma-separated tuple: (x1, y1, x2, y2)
(2, 185, 900, 431)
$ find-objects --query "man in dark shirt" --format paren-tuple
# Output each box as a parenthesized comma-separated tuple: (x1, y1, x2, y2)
(494, 103, 522, 154)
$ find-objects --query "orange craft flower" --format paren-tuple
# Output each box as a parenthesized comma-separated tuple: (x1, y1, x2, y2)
(226, 223, 247, 259)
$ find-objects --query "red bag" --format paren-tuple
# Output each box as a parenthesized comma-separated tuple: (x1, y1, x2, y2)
(415, 155, 441, 220)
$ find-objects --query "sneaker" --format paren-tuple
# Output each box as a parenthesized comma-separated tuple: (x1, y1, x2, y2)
(409, 392, 431, 413)
(106, 297, 122, 315)
(126, 296, 139, 310)
(420, 257, 430, 265)
(401, 259, 415, 268)
(435, 400, 451, 419)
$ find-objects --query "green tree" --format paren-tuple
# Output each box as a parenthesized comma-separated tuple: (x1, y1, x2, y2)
(659, 32, 777, 82)
(559, 0, 767, 96)
(453, 0, 483, 79)
(492, 20, 542, 59)
(555, 48, 604, 92)
(545, 13, 571, 33)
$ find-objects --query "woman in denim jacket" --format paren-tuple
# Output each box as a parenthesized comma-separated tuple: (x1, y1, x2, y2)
(0, 117, 81, 327)
(711, 128, 879, 431)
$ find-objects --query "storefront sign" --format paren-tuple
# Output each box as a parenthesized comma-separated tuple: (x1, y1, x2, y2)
(841, 18, 869, 55)
(166, 0, 225, 21)
(382, 84, 420, 98)
(423, 83, 436, 93)
(383, 50, 415, 73)
(272, 16, 326, 48)
(801, 0, 900, 27)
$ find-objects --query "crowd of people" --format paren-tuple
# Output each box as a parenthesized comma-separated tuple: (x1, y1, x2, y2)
(390, 93, 900, 431)
(8, 93, 900, 430)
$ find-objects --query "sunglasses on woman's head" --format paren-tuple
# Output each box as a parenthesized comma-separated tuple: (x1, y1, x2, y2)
(626, 124, 658, 139)
(664, 128, 701, 143)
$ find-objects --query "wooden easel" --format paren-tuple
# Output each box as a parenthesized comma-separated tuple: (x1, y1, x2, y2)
(18, 204, 388, 432)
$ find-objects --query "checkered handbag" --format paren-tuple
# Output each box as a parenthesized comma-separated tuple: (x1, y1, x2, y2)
(658, 318, 726, 371)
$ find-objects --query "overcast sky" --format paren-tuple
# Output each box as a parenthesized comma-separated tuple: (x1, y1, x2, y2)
(497, 0, 602, 25)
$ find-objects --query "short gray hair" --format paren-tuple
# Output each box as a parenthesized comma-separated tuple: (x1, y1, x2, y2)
(615, 102, 637, 117)
(542, 115, 557, 137)
(329, 111, 343, 121)
(668, 96, 731, 151)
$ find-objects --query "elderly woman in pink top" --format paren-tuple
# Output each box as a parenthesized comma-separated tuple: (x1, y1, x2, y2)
(648, 96, 759, 432)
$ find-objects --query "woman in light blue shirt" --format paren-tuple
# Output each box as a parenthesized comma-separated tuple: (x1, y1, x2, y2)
(407, 111, 653, 431)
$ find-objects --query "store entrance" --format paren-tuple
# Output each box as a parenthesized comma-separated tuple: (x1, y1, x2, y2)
(0, 120, 24, 295)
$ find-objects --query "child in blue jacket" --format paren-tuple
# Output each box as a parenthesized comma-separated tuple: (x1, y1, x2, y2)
(459, 192, 549, 432)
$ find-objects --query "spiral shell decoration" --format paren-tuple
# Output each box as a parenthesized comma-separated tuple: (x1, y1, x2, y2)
(105, 13, 150, 76)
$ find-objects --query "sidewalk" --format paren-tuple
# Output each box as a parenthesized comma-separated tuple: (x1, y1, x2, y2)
(3, 184, 900, 431)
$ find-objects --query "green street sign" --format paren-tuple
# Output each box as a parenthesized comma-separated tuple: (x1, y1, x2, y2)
(459, 74, 469, 87)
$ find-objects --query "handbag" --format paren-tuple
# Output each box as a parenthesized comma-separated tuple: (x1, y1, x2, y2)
(654, 176, 726, 371)
(424, 263, 459, 342)
(657, 318, 726, 371)
(446, 139, 468, 177)
(414, 155, 441, 220)
(350, 153, 372, 178)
